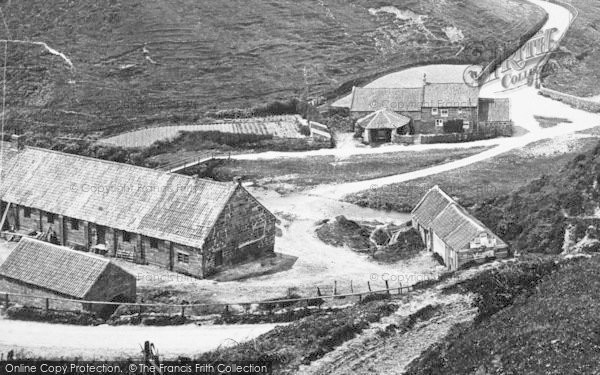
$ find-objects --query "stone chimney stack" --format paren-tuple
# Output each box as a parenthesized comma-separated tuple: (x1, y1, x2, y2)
(232, 176, 243, 186)
(10, 134, 25, 151)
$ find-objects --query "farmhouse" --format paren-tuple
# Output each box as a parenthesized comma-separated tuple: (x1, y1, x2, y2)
(0, 136, 277, 279)
(348, 76, 511, 143)
(0, 237, 136, 314)
(411, 186, 508, 270)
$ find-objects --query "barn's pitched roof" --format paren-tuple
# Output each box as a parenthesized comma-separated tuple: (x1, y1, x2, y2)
(0, 238, 120, 299)
(356, 109, 411, 129)
(350, 87, 423, 112)
(0, 146, 244, 249)
(412, 186, 506, 251)
(422, 83, 479, 108)
(479, 98, 510, 122)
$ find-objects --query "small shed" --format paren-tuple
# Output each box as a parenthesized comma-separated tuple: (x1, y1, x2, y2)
(356, 109, 412, 144)
(0, 238, 136, 315)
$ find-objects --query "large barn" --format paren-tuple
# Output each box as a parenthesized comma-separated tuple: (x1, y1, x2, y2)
(0, 137, 277, 278)
(411, 186, 508, 270)
(0, 237, 136, 314)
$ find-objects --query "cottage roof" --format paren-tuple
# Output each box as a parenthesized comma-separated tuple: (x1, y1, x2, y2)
(0, 146, 243, 249)
(350, 87, 423, 112)
(0, 238, 122, 298)
(422, 83, 479, 108)
(412, 186, 506, 251)
(479, 98, 510, 122)
(356, 109, 411, 129)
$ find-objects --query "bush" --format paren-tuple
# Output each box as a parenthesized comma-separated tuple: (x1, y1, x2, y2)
(6, 306, 103, 326)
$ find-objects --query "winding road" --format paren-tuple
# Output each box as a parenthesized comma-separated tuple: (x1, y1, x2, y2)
(0, 0, 594, 362)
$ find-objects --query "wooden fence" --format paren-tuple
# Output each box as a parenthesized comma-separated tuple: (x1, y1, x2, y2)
(0, 281, 414, 319)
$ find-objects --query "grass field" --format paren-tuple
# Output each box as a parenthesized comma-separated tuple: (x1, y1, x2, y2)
(344, 136, 600, 212)
(0, 0, 544, 138)
(205, 147, 490, 193)
(542, 0, 600, 97)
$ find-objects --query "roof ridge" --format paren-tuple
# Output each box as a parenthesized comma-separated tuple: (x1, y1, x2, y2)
(25, 146, 234, 187)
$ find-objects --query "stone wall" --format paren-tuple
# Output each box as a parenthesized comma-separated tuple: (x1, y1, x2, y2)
(202, 185, 276, 277)
(539, 87, 600, 113)
(0, 278, 84, 311)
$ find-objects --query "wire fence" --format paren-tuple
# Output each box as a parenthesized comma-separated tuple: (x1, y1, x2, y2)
(0, 280, 414, 319)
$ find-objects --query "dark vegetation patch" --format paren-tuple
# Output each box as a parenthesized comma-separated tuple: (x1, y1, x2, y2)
(543, 0, 600, 97)
(473, 140, 600, 254)
(405, 256, 600, 375)
(1, 0, 544, 141)
(534, 115, 573, 128)
(195, 300, 398, 374)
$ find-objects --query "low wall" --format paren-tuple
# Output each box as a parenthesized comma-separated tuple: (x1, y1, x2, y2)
(539, 87, 600, 113)
(393, 128, 510, 145)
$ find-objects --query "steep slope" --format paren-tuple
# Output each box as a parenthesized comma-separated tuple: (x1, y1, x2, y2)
(473, 140, 600, 254)
(0, 0, 545, 137)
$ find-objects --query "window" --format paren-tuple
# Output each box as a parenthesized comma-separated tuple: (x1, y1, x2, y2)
(150, 238, 159, 249)
(431, 107, 439, 115)
(435, 119, 444, 127)
(23, 207, 31, 218)
(457, 108, 463, 115)
(47, 212, 55, 224)
(70, 218, 79, 230)
(440, 109, 449, 117)
(123, 231, 131, 242)
(463, 121, 471, 130)
(177, 252, 190, 264)
(215, 250, 223, 267)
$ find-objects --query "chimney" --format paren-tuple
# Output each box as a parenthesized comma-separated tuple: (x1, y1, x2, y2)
(10, 134, 25, 151)
(232, 176, 243, 186)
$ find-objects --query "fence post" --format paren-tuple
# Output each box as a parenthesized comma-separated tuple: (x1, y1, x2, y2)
(45, 298, 49, 312)
(181, 306, 185, 318)
(316, 287, 322, 297)
(4, 293, 8, 308)
(385, 280, 390, 295)
(333, 281, 337, 296)
(367, 281, 372, 292)
(350, 280, 354, 294)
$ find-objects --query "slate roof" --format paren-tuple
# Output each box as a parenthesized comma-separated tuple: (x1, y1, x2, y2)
(350, 87, 423, 112)
(422, 83, 479, 108)
(479, 98, 511, 122)
(0, 238, 120, 299)
(0, 146, 243, 249)
(356, 109, 411, 129)
(412, 186, 506, 251)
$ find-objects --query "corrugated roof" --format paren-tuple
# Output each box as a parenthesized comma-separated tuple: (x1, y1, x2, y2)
(479, 98, 510, 122)
(356, 109, 411, 129)
(422, 83, 479, 108)
(0, 147, 240, 249)
(412, 186, 506, 251)
(350, 87, 423, 112)
(0, 238, 116, 298)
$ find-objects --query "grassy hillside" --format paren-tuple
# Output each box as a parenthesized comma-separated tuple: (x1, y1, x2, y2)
(0, 0, 545, 138)
(405, 257, 600, 375)
(473, 140, 600, 254)
(543, 0, 600, 97)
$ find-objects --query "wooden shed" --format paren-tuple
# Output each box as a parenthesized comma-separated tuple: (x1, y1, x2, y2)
(0, 238, 136, 315)
(411, 186, 508, 270)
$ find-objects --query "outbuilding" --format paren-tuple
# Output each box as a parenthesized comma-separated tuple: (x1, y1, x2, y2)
(411, 186, 509, 269)
(0, 237, 136, 315)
